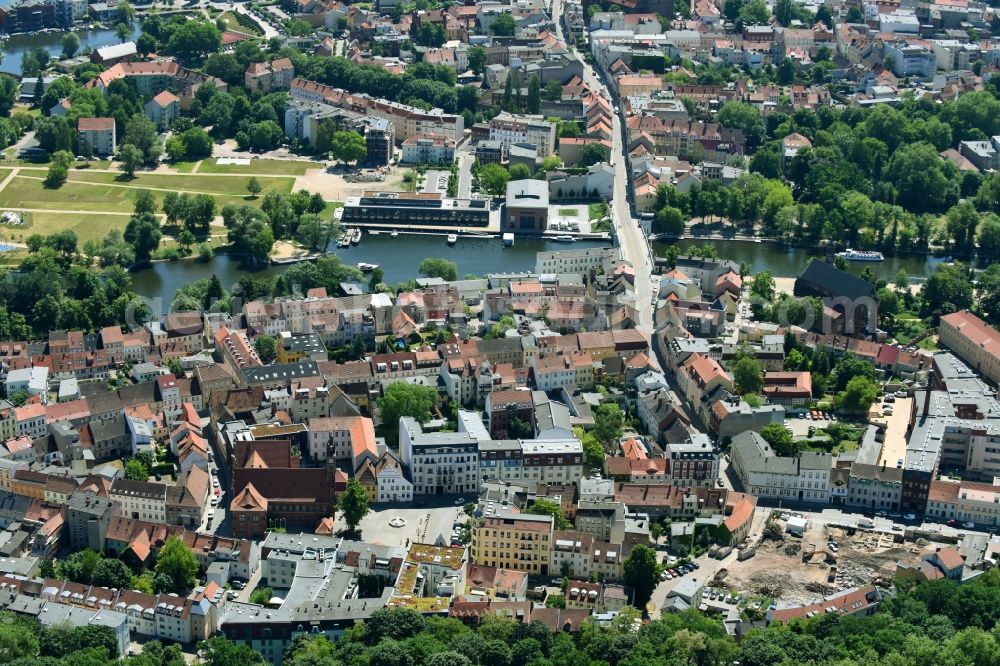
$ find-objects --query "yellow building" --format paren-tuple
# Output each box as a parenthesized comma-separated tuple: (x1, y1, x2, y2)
(354, 458, 377, 502)
(275, 331, 327, 364)
(471, 511, 553, 575)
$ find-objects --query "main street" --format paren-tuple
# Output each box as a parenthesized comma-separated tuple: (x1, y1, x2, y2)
(550, 0, 655, 334)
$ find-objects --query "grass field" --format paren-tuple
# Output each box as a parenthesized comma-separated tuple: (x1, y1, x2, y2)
(172, 161, 199, 174)
(197, 158, 320, 176)
(3, 211, 130, 244)
(64, 170, 296, 196)
(0, 175, 286, 213)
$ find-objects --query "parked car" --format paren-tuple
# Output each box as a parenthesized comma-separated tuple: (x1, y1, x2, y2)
(903, 513, 916, 521)
(963, 521, 975, 529)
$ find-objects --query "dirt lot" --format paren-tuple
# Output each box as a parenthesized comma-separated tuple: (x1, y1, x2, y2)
(725, 515, 928, 606)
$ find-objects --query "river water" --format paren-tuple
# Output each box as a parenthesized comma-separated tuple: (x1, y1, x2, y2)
(0, 24, 141, 76)
(131, 234, 611, 308)
(131, 235, 953, 308)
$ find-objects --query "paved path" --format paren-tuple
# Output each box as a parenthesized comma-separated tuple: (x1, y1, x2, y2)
(0, 167, 20, 193)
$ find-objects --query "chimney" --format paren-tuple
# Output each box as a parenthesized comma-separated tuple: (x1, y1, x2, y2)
(923, 385, 932, 418)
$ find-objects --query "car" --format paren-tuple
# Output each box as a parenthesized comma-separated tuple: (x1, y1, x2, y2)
(212, 478, 220, 488)
(659, 571, 668, 580)
(226, 590, 237, 600)
(231, 580, 246, 590)
(947, 519, 958, 527)
(827, 543, 838, 553)
(207, 509, 216, 521)
(903, 513, 916, 521)
(454, 497, 466, 505)
(691, 561, 700, 569)
(963, 521, 975, 529)
(896, 390, 907, 398)
(798, 412, 806, 419)
(154, 473, 162, 481)
(214, 488, 221, 497)
(211, 496, 220, 506)
(876, 510, 887, 517)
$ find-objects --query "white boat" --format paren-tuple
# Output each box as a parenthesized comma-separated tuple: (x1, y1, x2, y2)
(391, 230, 399, 238)
(836, 248, 884, 262)
(502, 233, 515, 247)
(447, 234, 458, 245)
(357, 262, 380, 272)
(553, 235, 576, 242)
(350, 228, 362, 245)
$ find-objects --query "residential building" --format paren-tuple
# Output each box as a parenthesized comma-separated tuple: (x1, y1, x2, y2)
(77, 117, 116, 156)
(144, 91, 179, 131)
(245, 58, 295, 93)
(399, 417, 480, 496)
(939, 310, 1000, 385)
(400, 135, 456, 164)
(471, 511, 553, 575)
(729, 430, 831, 502)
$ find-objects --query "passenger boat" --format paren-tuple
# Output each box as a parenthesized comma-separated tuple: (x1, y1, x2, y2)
(357, 262, 380, 272)
(835, 248, 884, 262)
(553, 235, 577, 242)
(447, 234, 458, 245)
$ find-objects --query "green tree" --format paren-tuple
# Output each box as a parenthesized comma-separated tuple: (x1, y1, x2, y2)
(478, 163, 511, 196)
(525, 498, 569, 529)
(579, 142, 611, 167)
(61, 32, 80, 59)
(254, 334, 277, 364)
(338, 478, 370, 534)
(124, 212, 162, 265)
(167, 20, 222, 64)
(249, 586, 273, 606)
(119, 144, 143, 178)
(593, 403, 624, 447)
(246, 176, 262, 198)
(837, 375, 879, 412)
(198, 636, 266, 666)
(491, 13, 516, 36)
(623, 544, 659, 608)
(91, 558, 135, 589)
(45, 150, 71, 188)
(526, 76, 541, 114)
(468, 45, 487, 74)
(331, 130, 368, 164)
(717, 101, 766, 149)
(655, 206, 685, 235)
(154, 536, 199, 594)
(124, 458, 149, 480)
(419, 257, 459, 281)
(508, 163, 532, 180)
(732, 356, 763, 394)
(922, 262, 973, 320)
(759, 423, 797, 456)
(377, 382, 439, 443)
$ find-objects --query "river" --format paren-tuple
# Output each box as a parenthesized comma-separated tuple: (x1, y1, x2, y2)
(0, 24, 141, 76)
(653, 239, 951, 283)
(131, 235, 955, 309)
(131, 234, 611, 310)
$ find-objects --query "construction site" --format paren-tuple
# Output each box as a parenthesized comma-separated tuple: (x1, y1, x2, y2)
(723, 511, 932, 607)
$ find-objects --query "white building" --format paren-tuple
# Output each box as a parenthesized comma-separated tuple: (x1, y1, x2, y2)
(376, 453, 413, 503)
(399, 417, 480, 496)
(5, 366, 48, 402)
(729, 430, 831, 502)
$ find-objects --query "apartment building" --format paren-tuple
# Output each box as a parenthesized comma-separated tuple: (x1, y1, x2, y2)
(471, 511, 553, 575)
(110, 478, 168, 523)
(399, 417, 480, 496)
(939, 310, 1000, 386)
(245, 58, 295, 93)
(77, 117, 116, 156)
(400, 134, 456, 164)
(488, 112, 557, 158)
(729, 430, 831, 502)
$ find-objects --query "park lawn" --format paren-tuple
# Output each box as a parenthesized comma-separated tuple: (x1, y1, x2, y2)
(171, 161, 199, 174)
(64, 170, 296, 197)
(18, 211, 129, 244)
(197, 158, 320, 176)
(0, 176, 277, 213)
(218, 10, 264, 34)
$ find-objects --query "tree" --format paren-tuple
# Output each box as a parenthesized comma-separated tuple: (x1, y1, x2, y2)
(61, 32, 80, 59)
(254, 334, 276, 364)
(543, 79, 563, 101)
(491, 12, 516, 36)
(198, 637, 266, 666)
(154, 536, 199, 594)
(579, 142, 611, 167)
(124, 212, 162, 265)
(123, 115, 162, 167)
(338, 478, 370, 534)
(921, 262, 973, 320)
(717, 102, 766, 149)
(759, 423, 797, 456)
(119, 144, 143, 178)
(526, 76, 541, 114)
(58, 549, 102, 583)
(832, 354, 877, 392)
(509, 163, 532, 180)
(168, 20, 222, 64)
(331, 130, 368, 164)
(478, 163, 511, 196)
(419, 257, 459, 281)
(525, 499, 569, 529)
(134, 189, 156, 216)
(91, 558, 135, 589)
(737, 0, 769, 27)
(468, 45, 487, 74)
(45, 150, 71, 188)
(593, 403, 624, 447)
(124, 458, 149, 480)
(885, 142, 959, 214)
(655, 206, 685, 235)
(377, 382, 439, 443)
(116, 0, 134, 23)
(247, 176, 262, 198)
(733, 356, 764, 394)
(8, 390, 28, 408)
(623, 544, 659, 608)
(838, 375, 879, 412)
(749, 271, 775, 302)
